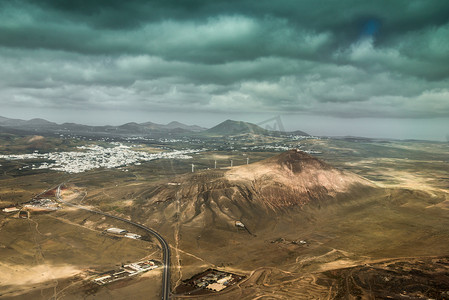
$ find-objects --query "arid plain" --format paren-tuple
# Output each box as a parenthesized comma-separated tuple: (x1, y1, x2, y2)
(1, 131, 448, 299)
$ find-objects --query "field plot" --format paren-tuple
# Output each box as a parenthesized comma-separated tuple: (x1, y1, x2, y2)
(175, 269, 245, 295)
(0, 209, 160, 299)
(322, 256, 449, 299)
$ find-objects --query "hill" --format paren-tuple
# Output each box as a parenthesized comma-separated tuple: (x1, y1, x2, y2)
(226, 149, 373, 208)
(163, 121, 205, 132)
(133, 150, 376, 234)
(288, 129, 310, 136)
(204, 119, 270, 136)
(204, 119, 310, 136)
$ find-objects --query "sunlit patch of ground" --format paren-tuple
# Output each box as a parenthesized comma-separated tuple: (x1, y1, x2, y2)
(131, 146, 164, 153)
(0, 263, 81, 297)
(342, 157, 449, 193)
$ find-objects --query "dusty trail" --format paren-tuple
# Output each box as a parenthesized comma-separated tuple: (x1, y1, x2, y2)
(174, 189, 183, 289)
(28, 217, 59, 300)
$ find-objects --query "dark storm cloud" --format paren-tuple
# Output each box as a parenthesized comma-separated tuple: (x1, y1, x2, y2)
(0, 0, 449, 119)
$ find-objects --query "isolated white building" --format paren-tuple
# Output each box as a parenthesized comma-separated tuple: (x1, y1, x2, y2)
(106, 228, 128, 235)
(2, 207, 19, 213)
(235, 221, 245, 228)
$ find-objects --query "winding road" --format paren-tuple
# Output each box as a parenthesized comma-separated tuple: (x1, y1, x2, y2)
(56, 185, 171, 300)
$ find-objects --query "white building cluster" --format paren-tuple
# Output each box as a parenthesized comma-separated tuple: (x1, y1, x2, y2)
(93, 259, 158, 285)
(0, 143, 202, 174)
(289, 135, 319, 140)
(242, 145, 290, 151)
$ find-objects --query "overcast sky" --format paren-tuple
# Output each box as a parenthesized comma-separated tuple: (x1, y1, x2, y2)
(0, 1, 448, 140)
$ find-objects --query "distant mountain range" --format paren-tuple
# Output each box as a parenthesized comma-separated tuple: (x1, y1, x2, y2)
(0, 116, 206, 136)
(0, 116, 309, 137)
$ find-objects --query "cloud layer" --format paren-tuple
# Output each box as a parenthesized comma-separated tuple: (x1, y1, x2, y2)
(1, 0, 449, 122)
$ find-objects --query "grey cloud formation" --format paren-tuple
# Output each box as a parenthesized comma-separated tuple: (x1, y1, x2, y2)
(0, 0, 448, 137)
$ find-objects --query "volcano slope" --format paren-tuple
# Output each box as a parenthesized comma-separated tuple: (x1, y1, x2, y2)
(135, 149, 376, 234)
(128, 152, 385, 274)
(124, 149, 449, 299)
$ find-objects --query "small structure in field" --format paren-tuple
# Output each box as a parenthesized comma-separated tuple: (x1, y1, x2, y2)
(235, 220, 245, 228)
(106, 228, 128, 235)
(176, 268, 245, 295)
(2, 207, 20, 213)
(235, 220, 255, 236)
(124, 233, 141, 240)
(18, 210, 29, 219)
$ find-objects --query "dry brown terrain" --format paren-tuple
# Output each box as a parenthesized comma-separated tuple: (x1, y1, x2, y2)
(1, 140, 448, 299)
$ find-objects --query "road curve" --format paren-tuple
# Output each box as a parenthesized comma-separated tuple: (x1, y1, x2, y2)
(56, 186, 171, 300)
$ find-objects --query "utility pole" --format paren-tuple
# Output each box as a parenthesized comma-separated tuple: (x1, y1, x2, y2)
(191, 164, 194, 173)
